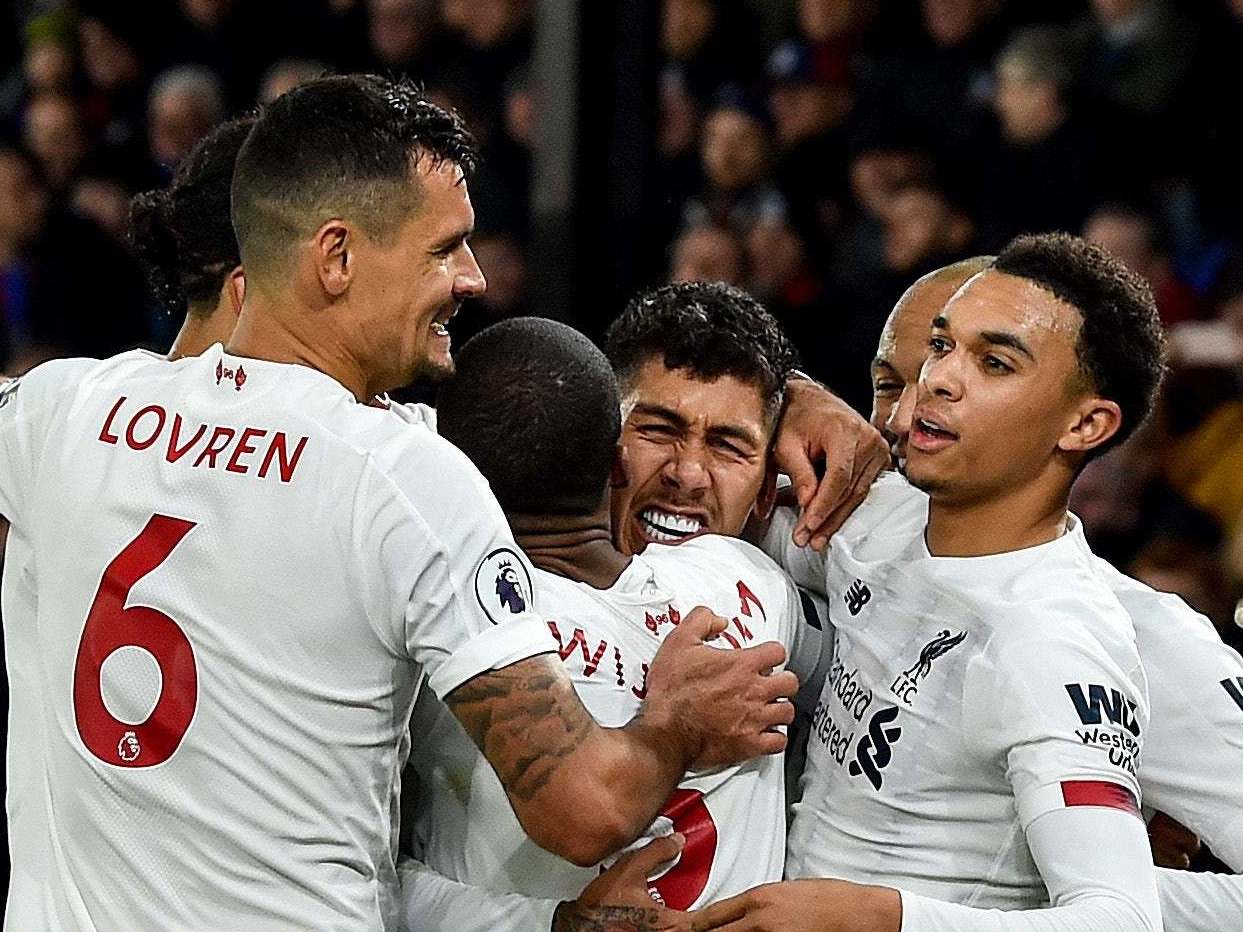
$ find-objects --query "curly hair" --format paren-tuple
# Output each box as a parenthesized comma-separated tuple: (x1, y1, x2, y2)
(994, 232, 1167, 453)
(231, 74, 478, 280)
(604, 281, 800, 428)
(129, 114, 256, 318)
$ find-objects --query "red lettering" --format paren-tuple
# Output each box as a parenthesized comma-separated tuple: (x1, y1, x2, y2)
(547, 621, 608, 677)
(125, 405, 166, 451)
(720, 631, 742, 651)
(631, 663, 649, 700)
(732, 616, 754, 642)
(258, 432, 308, 483)
(98, 396, 126, 445)
(165, 415, 207, 464)
(226, 427, 267, 475)
(737, 580, 765, 621)
(192, 426, 236, 469)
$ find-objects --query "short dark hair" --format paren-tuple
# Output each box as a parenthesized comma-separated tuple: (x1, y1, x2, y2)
(604, 281, 799, 428)
(230, 74, 477, 279)
(994, 232, 1166, 453)
(437, 318, 622, 516)
(130, 114, 257, 318)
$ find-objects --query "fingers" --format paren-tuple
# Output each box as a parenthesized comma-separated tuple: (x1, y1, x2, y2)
(755, 669, 799, 703)
(779, 442, 820, 513)
(619, 832, 685, 879)
(756, 697, 797, 730)
(690, 894, 751, 930)
(676, 606, 730, 642)
(793, 454, 852, 548)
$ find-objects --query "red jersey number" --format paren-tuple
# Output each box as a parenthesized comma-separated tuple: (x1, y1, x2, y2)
(650, 788, 718, 910)
(73, 514, 198, 768)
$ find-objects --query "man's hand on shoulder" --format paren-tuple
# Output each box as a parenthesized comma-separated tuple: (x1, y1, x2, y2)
(775, 376, 888, 552)
(552, 834, 693, 932)
(640, 606, 799, 771)
(689, 879, 902, 932)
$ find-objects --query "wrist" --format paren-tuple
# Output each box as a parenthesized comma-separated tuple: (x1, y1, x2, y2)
(624, 701, 695, 779)
(863, 885, 903, 932)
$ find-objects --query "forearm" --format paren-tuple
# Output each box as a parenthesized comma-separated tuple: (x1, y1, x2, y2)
(1157, 868, 1243, 932)
(448, 657, 686, 866)
(396, 856, 559, 932)
(899, 891, 1154, 932)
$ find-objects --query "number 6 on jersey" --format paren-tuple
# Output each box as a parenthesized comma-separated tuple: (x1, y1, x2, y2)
(73, 514, 199, 768)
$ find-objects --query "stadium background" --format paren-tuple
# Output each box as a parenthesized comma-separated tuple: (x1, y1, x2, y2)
(2, 0, 1243, 903)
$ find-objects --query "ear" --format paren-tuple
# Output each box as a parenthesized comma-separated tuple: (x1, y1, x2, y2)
(314, 220, 354, 297)
(611, 441, 630, 490)
(225, 265, 245, 318)
(1057, 397, 1122, 456)
(754, 455, 779, 521)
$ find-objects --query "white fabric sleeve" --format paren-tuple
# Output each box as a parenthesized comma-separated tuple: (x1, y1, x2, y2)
(899, 806, 1161, 932)
(1157, 868, 1243, 932)
(758, 505, 828, 595)
(396, 856, 559, 932)
(0, 358, 94, 526)
(964, 627, 1146, 830)
(1134, 621, 1243, 870)
(362, 437, 554, 699)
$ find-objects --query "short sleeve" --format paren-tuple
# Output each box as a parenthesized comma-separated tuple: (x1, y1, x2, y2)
(965, 624, 1147, 830)
(0, 358, 95, 527)
(361, 436, 554, 699)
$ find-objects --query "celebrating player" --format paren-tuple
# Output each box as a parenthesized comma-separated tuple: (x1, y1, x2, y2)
(404, 315, 827, 930)
(863, 257, 1243, 930)
(700, 233, 1167, 931)
(0, 76, 798, 929)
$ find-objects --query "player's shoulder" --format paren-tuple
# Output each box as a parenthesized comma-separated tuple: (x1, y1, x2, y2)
(5, 350, 163, 419)
(833, 472, 927, 550)
(1093, 554, 1222, 644)
(645, 533, 789, 585)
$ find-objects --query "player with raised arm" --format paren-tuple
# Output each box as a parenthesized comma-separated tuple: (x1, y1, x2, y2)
(860, 257, 1243, 930)
(402, 296, 832, 931)
(0, 76, 799, 931)
(698, 233, 1167, 931)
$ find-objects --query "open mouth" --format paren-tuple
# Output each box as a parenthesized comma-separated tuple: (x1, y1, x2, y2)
(638, 508, 705, 543)
(914, 417, 956, 440)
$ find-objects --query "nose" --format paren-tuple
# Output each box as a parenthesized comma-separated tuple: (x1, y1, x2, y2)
(919, 348, 963, 402)
(455, 243, 487, 299)
(660, 444, 710, 497)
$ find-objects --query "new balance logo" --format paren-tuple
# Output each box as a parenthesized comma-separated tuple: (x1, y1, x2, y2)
(844, 579, 871, 616)
(1222, 676, 1243, 712)
(848, 705, 901, 790)
(1065, 683, 1141, 737)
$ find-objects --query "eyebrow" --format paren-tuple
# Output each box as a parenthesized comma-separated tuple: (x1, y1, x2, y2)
(931, 315, 1034, 361)
(430, 225, 473, 253)
(631, 402, 761, 448)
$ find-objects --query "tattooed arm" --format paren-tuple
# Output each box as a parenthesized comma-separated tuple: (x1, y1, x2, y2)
(447, 607, 798, 867)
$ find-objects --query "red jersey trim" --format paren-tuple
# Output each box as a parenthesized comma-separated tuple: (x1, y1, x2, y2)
(1060, 781, 1141, 818)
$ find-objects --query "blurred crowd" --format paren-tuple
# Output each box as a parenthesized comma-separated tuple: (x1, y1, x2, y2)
(2, 0, 1243, 643)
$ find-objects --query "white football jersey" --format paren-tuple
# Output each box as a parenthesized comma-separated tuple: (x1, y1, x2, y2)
(407, 535, 823, 927)
(766, 475, 1148, 908)
(1085, 553, 1243, 870)
(0, 349, 553, 931)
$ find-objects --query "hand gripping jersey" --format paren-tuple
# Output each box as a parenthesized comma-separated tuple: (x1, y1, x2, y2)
(765, 475, 1149, 909)
(405, 535, 826, 929)
(0, 349, 553, 931)
(1084, 553, 1243, 871)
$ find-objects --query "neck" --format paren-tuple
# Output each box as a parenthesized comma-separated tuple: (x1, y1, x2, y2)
(510, 509, 631, 590)
(226, 288, 375, 402)
(924, 476, 1070, 557)
(168, 299, 237, 360)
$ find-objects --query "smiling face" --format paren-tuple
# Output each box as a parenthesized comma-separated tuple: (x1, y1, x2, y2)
(904, 269, 1101, 504)
(347, 159, 485, 388)
(611, 359, 774, 555)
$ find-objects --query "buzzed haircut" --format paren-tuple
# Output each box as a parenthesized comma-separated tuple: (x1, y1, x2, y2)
(604, 281, 799, 429)
(230, 74, 477, 280)
(437, 318, 622, 516)
(994, 232, 1166, 454)
(130, 114, 257, 318)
